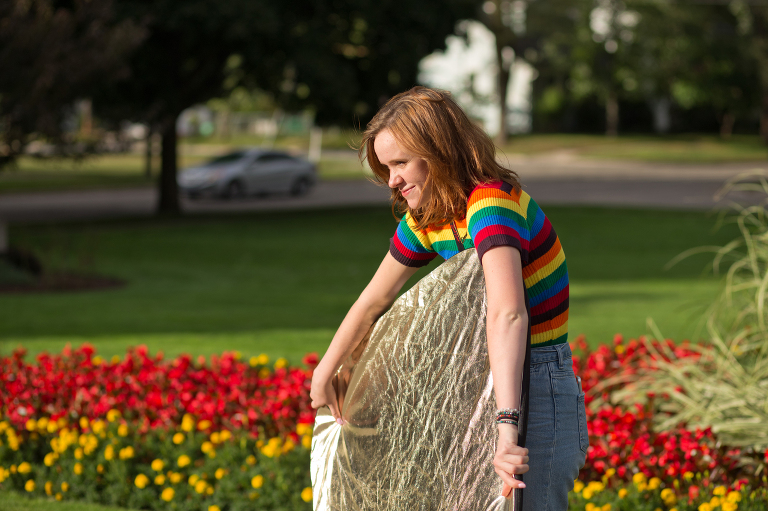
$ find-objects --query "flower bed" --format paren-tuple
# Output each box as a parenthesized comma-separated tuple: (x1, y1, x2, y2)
(1, 340, 767, 510)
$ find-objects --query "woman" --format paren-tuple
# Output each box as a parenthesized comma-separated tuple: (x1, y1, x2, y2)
(310, 87, 587, 511)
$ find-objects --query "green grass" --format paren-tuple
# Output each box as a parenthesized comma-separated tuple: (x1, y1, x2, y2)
(0, 490, 134, 511)
(0, 206, 737, 361)
(501, 133, 768, 162)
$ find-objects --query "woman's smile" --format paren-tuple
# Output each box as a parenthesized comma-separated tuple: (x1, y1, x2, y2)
(373, 129, 431, 210)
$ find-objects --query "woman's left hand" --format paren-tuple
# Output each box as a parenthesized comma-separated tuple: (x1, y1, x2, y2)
(494, 424, 529, 497)
(310, 371, 343, 425)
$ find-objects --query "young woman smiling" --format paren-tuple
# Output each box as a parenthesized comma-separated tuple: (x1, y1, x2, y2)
(309, 87, 587, 511)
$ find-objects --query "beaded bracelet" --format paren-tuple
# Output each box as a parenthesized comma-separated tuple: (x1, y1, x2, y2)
(497, 419, 519, 427)
(495, 408, 520, 425)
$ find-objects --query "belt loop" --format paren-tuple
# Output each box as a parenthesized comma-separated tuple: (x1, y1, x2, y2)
(557, 344, 564, 369)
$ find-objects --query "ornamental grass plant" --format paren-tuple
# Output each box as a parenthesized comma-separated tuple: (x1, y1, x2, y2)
(606, 171, 768, 459)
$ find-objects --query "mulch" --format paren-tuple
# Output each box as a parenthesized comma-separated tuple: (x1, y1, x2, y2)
(0, 272, 126, 293)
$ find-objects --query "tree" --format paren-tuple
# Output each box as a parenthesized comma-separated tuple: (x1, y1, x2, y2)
(0, 0, 145, 168)
(97, 0, 476, 213)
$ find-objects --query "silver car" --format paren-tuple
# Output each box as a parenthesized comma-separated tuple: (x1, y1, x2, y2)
(177, 148, 317, 199)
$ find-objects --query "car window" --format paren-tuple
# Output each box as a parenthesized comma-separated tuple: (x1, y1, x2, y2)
(206, 152, 246, 165)
(255, 153, 294, 163)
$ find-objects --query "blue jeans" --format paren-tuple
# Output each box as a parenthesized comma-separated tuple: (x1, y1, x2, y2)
(521, 343, 588, 511)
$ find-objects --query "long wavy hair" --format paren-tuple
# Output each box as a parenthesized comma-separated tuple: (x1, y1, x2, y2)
(360, 86, 520, 230)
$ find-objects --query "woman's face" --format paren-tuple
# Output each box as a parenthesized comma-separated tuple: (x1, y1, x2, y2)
(374, 129, 431, 210)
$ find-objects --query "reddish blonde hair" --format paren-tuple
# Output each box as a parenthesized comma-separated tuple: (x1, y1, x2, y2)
(360, 86, 520, 230)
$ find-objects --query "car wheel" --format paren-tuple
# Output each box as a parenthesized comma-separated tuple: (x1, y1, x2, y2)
(290, 177, 312, 197)
(223, 180, 246, 200)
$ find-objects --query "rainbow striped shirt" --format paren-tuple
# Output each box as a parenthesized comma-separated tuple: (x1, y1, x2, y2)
(390, 181, 569, 347)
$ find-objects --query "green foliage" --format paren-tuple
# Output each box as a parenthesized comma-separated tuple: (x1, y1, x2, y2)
(0, 418, 312, 511)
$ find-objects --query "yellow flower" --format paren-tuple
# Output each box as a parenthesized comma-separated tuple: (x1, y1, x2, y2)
(282, 437, 296, 453)
(297, 423, 312, 436)
(713, 486, 727, 496)
(111, 355, 120, 364)
(155, 474, 166, 485)
(161, 487, 175, 501)
(93, 355, 103, 365)
(302, 435, 312, 449)
(25, 479, 35, 492)
(74, 447, 84, 460)
(47, 421, 58, 433)
(206, 486, 214, 495)
(671, 508, 678, 511)
(44, 452, 58, 467)
(91, 420, 105, 435)
(106, 409, 121, 422)
(637, 482, 647, 492)
(135, 474, 150, 489)
(585, 504, 596, 511)
(201, 441, 214, 453)
(198, 420, 212, 431)
(104, 445, 115, 460)
(177, 455, 191, 468)
(209, 506, 222, 511)
(45, 481, 53, 496)
(251, 475, 264, 488)
(601, 505, 611, 511)
(37, 417, 49, 431)
(181, 414, 195, 432)
(97, 464, 104, 474)
(274, 357, 288, 369)
(699, 504, 712, 511)
(710, 497, 721, 507)
(573, 480, 585, 493)
(210, 432, 221, 444)
(61, 482, 69, 492)
(219, 430, 231, 441)
(632, 472, 646, 485)
(18, 462, 31, 474)
(662, 488, 677, 505)
(117, 424, 129, 437)
(74, 462, 83, 475)
(188, 474, 200, 485)
(257, 353, 269, 365)
(727, 491, 742, 503)
(648, 477, 661, 490)
(582, 489, 594, 500)
(618, 488, 628, 499)
(26, 419, 37, 431)
(259, 368, 271, 379)
(119, 446, 134, 459)
(173, 432, 185, 444)
(55, 492, 63, 500)
(684, 471, 694, 481)
(586, 481, 604, 493)
(169, 472, 182, 484)
(249, 356, 259, 367)
(151, 459, 165, 471)
(215, 468, 226, 479)
(79, 417, 89, 430)
(302, 486, 313, 503)
(721, 503, 737, 511)
(246, 455, 256, 465)
(195, 480, 207, 494)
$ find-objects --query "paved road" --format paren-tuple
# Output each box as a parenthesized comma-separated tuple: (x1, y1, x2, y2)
(1, 156, 766, 223)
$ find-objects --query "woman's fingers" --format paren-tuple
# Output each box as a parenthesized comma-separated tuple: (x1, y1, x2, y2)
(495, 467, 527, 491)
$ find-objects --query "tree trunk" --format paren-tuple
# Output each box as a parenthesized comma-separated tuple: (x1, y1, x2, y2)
(761, 93, 768, 146)
(719, 112, 735, 140)
(606, 91, 619, 137)
(158, 117, 180, 214)
(494, 49, 511, 145)
(144, 126, 153, 179)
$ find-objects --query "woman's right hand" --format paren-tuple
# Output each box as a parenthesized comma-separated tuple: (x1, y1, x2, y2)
(310, 370, 343, 425)
(494, 424, 529, 497)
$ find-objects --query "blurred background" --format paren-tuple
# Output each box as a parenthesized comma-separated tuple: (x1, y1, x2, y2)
(2, 0, 768, 362)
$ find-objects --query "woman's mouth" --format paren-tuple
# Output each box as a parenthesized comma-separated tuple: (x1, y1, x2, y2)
(401, 186, 414, 196)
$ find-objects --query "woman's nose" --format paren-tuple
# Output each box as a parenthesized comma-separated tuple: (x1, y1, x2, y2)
(388, 169, 402, 189)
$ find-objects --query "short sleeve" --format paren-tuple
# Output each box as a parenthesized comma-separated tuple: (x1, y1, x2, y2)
(467, 181, 533, 264)
(389, 212, 437, 267)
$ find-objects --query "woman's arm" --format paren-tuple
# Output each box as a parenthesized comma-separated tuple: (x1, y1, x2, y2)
(310, 252, 419, 422)
(482, 245, 530, 491)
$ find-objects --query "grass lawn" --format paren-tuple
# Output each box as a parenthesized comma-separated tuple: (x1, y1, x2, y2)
(0, 490, 134, 511)
(0, 205, 737, 362)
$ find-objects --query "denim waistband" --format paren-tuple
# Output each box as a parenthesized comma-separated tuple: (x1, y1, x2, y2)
(530, 342, 571, 368)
